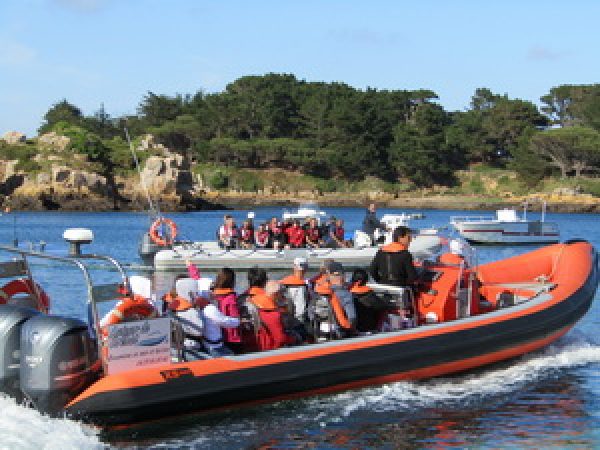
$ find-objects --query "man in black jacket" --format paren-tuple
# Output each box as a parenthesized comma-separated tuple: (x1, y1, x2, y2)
(369, 226, 417, 287)
(362, 203, 386, 245)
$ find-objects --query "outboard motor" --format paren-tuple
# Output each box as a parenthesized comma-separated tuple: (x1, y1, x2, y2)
(0, 304, 39, 400)
(20, 315, 98, 416)
(139, 232, 163, 266)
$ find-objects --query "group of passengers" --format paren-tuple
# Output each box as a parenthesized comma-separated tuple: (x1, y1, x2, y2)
(164, 225, 419, 360)
(102, 225, 420, 361)
(218, 214, 349, 250)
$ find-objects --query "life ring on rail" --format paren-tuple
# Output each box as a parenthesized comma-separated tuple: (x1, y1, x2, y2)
(0, 278, 50, 312)
(149, 217, 178, 247)
(101, 295, 158, 328)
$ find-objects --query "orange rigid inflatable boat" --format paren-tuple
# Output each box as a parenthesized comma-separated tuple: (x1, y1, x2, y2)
(0, 239, 597, 426)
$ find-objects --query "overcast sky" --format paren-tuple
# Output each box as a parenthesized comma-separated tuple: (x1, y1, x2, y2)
(2, 0, 599, 137)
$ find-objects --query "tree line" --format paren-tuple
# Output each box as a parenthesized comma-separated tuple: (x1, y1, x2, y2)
(33, 74, 600, 188)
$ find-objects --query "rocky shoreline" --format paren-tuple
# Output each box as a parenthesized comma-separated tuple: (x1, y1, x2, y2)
(1, 133, 598, 214)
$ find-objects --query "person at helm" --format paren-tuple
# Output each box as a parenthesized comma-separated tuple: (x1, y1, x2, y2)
(370, 226, 417, 287)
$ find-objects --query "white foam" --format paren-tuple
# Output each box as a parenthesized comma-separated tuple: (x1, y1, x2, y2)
(308, 331, 600, 421)
(0, 395, 102, 450)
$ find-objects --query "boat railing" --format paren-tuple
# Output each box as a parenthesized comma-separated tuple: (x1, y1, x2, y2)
(450, 215, 495, 224)
(0, 244, 131, 371)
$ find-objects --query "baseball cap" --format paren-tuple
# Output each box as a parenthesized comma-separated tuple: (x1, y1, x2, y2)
(293, 257, 308, 269)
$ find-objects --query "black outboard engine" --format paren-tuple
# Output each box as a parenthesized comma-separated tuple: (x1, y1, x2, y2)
(0, 304, 39, 400)
(20, 315, 98, 416)
(139, 232, 163, 266)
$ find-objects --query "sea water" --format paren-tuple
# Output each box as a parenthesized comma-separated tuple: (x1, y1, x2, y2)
(0, 208, 599, 449)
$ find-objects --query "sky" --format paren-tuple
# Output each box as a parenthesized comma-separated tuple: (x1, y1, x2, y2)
(1, 0, 600, 137)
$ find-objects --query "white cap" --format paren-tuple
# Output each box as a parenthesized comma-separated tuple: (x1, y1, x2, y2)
(293, 257, 308, 269)
(449, 239, 464, 255)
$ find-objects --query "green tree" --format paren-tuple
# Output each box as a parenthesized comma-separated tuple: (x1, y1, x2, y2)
(38, 99, 83, 134)
(526, 126, 600, 178)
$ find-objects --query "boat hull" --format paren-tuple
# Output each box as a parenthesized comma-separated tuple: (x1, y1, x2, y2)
(67, 242, 598, 425)
(153, 234, 444, 271)
(453, 221, 560, 244)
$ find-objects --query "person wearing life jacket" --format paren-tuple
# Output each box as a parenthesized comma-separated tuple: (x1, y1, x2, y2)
(370, 226, 417, 287)
(313, 261, 357, 337)
(242, 267, 295, 352)
(218, 215, 239, 250)
(239, 219, 255, 249)
(254, 223, 270, 248)
(279, 257, 311, 341)
(210, 267, 243, 354)
(326, 218, 348, 248)
(184, 261, 241, 357)
(439, 239, 469, 266)
(350, 268, 390, 333)
(162, 282, 206, 360)
(286, 220, 306, 248)
(267, 217, 286, 250)
(305, 218, 322, 248)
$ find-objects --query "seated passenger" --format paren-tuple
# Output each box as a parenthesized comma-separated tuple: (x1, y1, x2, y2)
(242, 267, 295, 352)
(197, 295, 240, 358)
(350, 269, 390, 333)
(239, 219, 254, 249)
(218, 215, 239, 250)
(286, 220, 306, 248)
(329, 219, 349, 248)
(439, 239, 468, 266)
(210, 267, 243, 354)
(254, 223, 270, 248)
(267, 217, 286, 250)
(162, 279, 206, 360)
(312, 261, 356, 337)
(280, 257, 310, 323)
(305, 218, 322, 248)
(279, 257, 311, 341)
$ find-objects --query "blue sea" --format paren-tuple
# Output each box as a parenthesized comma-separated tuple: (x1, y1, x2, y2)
(0, 207, 599, 449)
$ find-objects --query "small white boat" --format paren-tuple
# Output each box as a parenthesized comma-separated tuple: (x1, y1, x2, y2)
(450, 202, 559, 245)
(282, 202, 327, 223)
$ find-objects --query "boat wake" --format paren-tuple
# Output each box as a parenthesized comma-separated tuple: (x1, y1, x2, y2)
(327, 330, 600, 420)
(0, 395, 101, 450)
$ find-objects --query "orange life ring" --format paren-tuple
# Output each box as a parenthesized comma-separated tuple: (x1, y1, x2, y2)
(0, 278, 50, 313)
(102, 295, 157, 327)
(149, 217, 178, 247)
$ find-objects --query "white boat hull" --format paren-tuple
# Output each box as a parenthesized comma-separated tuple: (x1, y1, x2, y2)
(153, 234, 444, 271)
(453, 221, 560, 244)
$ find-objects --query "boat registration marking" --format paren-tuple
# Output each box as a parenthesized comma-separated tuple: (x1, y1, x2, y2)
(161, 367, 193, 381)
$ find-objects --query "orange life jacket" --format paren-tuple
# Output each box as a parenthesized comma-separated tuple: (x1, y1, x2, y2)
(381, 242, 408, 253)
(314, 281, 352, 329)
(349, 283, 373, 294)
(280, 274, 306, 287)
(162, 292, 194, 312)
(248, 286, 277, 310)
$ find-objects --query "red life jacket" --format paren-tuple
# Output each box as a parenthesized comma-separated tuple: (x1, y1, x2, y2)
(287, 227, 305, 247)
(240, 227, 253, 242)
(306, 227, 320, 243)
(255, 230, 270, 245)
(244, 287, 293, 351)
(334, 226, 345, 240)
